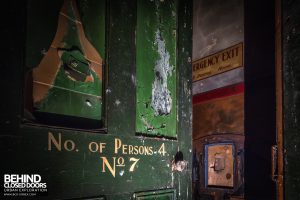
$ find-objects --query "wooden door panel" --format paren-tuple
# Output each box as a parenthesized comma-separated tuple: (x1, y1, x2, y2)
(136, 0, 177, 138)
(0, 0, 193, 199)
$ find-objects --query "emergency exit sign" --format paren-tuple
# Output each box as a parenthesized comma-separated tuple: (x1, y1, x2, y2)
(192, 43, 243, 82)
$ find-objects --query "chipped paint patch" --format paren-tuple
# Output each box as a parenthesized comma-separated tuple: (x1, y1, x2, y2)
(141, 116, 154, 131)
(151, 29, 173, 116)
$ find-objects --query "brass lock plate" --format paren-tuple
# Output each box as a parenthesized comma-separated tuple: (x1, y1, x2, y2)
(205, 143, 234, 187)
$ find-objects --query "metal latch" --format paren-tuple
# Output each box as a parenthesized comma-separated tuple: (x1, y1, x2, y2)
(213, 153, 225, 171)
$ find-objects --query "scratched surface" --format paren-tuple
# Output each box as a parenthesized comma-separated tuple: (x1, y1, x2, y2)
(136, 0, 177, 138)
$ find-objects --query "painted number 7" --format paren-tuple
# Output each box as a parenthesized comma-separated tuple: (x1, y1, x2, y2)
(129, 157, 140, 172)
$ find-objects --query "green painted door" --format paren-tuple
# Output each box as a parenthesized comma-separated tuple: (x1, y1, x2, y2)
(136, 0, 177, 138)
(1, 0, 192, 199)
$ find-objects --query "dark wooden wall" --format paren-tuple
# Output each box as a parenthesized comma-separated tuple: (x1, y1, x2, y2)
(282, 0, 300, 199)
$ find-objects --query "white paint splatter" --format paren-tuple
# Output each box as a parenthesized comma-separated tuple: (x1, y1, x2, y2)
(119, 170, 125, 176)
(151, 29, 173, 116)
(115, 99, 121, 106)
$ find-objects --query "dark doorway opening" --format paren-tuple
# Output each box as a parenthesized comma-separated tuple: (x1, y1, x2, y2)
(244, 0, 277, 199)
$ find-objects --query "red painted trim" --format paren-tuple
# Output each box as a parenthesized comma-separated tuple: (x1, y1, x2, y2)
(193, 83, 244, 104)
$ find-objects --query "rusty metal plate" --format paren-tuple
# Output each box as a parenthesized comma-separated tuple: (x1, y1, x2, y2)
(205, 143, 234, 187)
(192, 43, 243, 82)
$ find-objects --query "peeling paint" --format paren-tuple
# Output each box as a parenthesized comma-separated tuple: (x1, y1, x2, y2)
(136, 0, 177, 137)
(151, 29, 173, 116)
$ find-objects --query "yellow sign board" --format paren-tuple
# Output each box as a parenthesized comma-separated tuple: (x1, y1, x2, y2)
(192, 43, 243, 82)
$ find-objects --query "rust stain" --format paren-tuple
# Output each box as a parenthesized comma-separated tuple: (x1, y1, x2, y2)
(193, 93, 244, 140)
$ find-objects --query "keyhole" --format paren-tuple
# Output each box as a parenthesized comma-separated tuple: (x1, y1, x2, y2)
(175, 151, 183, 164)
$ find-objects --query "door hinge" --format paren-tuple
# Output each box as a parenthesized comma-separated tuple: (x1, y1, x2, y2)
(271, 145, 278, 182)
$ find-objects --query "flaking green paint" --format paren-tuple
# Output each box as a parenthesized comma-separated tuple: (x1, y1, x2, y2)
(27, 0, 105, 121)
(136, 0, 177, 138)
(37, 68, 102, 120)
